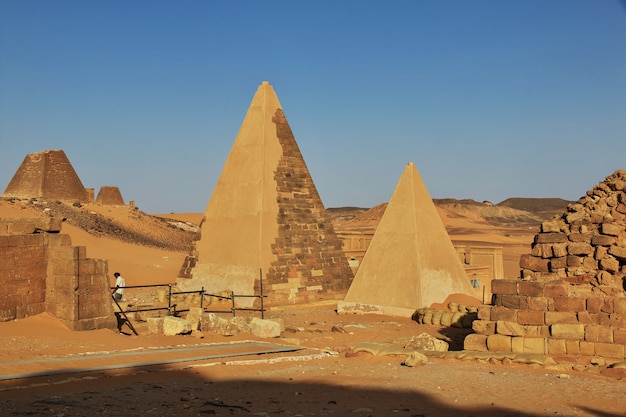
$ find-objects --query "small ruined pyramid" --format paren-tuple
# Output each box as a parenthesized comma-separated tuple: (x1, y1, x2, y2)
(338, 162, 478, 317)
(177, 81, 353, 307)
(95, 186, 125, 206)
(2, 150, 90, 203)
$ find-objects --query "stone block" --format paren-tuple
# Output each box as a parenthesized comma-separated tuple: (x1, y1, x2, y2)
(553, 296, 586, 312)
(614, 329, 626, 344)
(564, 340, 580, 355)
(487, 334, 512, 352)
(524, 325, 550, 338)
(163, 316, 192, 336)
(600, 222, 622, 237)
(609, 314, 626, 328)
(587, 297, 605, 313)
(585, 325, 613, 343)
(497, 295, 528, 309)
(594, 342, 625, 359)
(568, 233, 592, 243)
(549, 257, 567, 270)
(518, 280, 544, 297)
(543, 281, 568, 297)
(464, 334, 488, 352)
(551, 324, 585, 340)
(147, 317, 164, 334)
(568, 242, 593, 256)
(490, 306, 517, 322)
(541, 219, 565, 233)
(548, 338, 567, 355)
(528, 296, 551, 311)
(519, 255, 549, 272)
(551, 244, 568, 258)
(536, 233, 568, 244)
(185, 307, 204, 331)
(614, 298, 626, 314)
(511, 336, 524, 353)
(592, 235, 617, 246)
(579, 341, 595, 356)
(252, 319, 282, 338)
(518, 310, 545, 325)
(608, 246, 626, 261)
(521, 337, 546, 354)
(496, 321, 525, 336)
(471, 319, 495, 335)
(491, 279, 518, 295)
(577, 311, 596, 325)
(477, 306, 491, 320)
(545, 311, 578, 325)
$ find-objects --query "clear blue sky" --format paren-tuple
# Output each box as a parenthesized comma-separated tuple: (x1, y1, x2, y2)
(1, 1, 625, 214)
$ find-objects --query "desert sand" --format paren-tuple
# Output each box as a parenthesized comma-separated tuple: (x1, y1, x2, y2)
(1, 199, 624, 417)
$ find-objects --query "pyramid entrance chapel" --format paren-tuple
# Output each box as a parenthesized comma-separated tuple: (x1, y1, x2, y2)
(177, 82, 353, 307)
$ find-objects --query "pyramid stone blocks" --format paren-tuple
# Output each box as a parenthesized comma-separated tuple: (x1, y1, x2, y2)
(177, 82, 352, 307)
(2, 150, 90, 203)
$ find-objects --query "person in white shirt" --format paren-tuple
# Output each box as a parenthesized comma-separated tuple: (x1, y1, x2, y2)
(113, 272, 126, 301)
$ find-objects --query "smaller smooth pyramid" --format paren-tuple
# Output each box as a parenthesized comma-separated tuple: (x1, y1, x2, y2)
(2, 150, 90, 203)
(339, 162, 477, 316)
(95, 186, 125, 206)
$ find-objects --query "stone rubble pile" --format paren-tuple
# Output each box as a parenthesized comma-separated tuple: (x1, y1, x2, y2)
(146, 308, 284, 339)
(467, 170, 626, 361)
(413, 302, 478, 328)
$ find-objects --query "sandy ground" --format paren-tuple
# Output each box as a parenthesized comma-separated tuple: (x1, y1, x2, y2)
(1, 200, 625, 416)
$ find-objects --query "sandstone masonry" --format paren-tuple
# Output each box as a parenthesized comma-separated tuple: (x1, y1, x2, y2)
(466, 170, 626, 360)
(0, 217, 116, 330)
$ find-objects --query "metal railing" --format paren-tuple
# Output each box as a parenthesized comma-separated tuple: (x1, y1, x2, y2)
(111, 269, 266, 319)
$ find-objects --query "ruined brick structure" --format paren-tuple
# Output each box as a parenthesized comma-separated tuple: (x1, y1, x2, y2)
(2, 150, 90, 203)
(465, 170, 626, 360)
(95, 186, 126, 206)
(0, 217, 116, 330)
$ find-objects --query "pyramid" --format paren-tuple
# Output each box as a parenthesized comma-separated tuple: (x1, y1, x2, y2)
(95, 186, 125, 206)
(2, 150, 90, 203)
(177, 81, 353, 307)
(338, 162, 478, 317)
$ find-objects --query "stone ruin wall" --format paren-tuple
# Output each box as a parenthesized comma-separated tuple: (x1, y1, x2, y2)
(0, 217, 116, 330)
(466, 170, 626, 361)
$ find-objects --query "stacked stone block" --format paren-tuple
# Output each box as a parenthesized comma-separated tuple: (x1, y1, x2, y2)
(466, 170, 626, 360)
(0, 217, 116, 330)
(465, 279, 626, 359)
(262, 109, 353, 305)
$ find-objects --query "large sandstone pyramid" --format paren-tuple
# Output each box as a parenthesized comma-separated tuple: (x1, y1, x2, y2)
(338, 162, 478, 317)
(177, 81, 353, 307)
(2, 150, 90, 203)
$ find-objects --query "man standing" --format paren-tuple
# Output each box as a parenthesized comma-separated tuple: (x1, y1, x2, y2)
(113, 272, 126, 301)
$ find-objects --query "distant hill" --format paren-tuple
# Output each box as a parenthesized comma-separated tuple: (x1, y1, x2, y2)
(497, 198, 572, 220)
(327, 198, 572, 228)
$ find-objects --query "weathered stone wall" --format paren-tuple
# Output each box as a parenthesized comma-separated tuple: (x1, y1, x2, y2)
(0, 217, 116, 330)
(466, 170, 626, 360)
(263, 109, 353, 305)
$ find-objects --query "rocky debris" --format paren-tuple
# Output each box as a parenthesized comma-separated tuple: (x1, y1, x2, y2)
(402, 351, 428, 367)
(412, 302, 478, 328)
(403, 332, 449, 352)
(163, 316, 192, 336)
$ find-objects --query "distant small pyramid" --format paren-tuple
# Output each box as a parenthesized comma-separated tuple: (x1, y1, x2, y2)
(95, 186, 125, 206)
(177, 81, 353, 307)
(339, 162, 478, 316)
(2, 150, 90, 203)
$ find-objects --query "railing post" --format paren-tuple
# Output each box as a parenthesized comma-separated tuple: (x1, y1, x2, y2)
(231, 291, 236, 317)
(200, 286, 204, 309)
(259, 268, 265, 319)
(167, 283, 173, 316)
